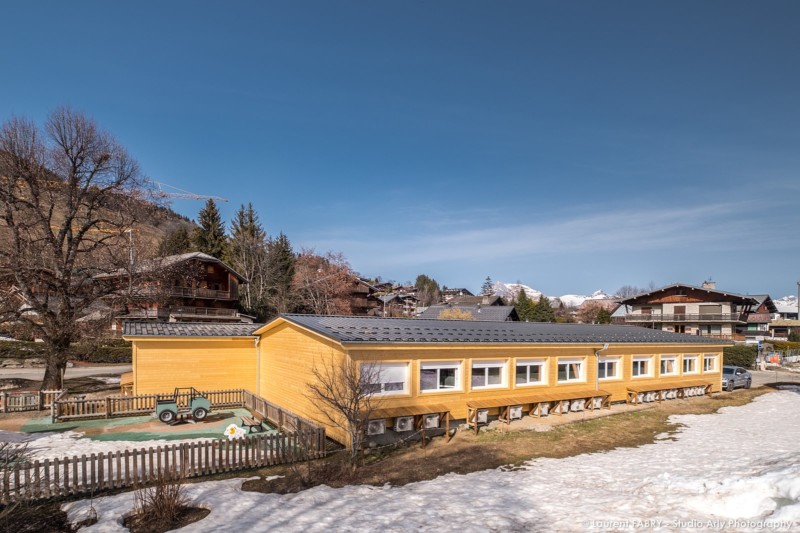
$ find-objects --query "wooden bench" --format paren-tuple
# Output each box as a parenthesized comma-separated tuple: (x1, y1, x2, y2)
(626, 380, 713, 405)
(241, 415, 264, 433)
(466, 389, 612, 434)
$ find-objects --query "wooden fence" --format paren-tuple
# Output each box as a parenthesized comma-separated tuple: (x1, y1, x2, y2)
(0, 390, 63, 413)
(242, 390, 326, 453)
(52, 389, 246, 422)
(0, 430, 323, 504)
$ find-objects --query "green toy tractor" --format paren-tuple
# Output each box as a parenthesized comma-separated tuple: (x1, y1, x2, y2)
(156, 387, 211, 424)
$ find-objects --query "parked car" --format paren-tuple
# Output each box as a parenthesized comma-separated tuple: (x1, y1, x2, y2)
(721, 365, 752, 392)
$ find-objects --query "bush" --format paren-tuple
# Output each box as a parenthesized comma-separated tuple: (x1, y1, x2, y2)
(772, 340, 800, 351)
(723, 345, 757, 368)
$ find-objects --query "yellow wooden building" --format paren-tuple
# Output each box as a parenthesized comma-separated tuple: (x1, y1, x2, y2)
(124, 315, 731, 445)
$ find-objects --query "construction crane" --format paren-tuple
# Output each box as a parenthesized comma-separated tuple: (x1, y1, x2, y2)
(145, 179, 229, 203)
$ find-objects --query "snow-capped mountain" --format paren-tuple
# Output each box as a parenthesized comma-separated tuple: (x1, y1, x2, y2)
(492, 282, 612, 307)
(774, 295, 798, 314)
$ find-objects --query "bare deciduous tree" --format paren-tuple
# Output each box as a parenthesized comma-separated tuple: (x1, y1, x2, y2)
(437, 308, 474, 320)
(306, 357, 383, 466)
(294, 250, 355, 315)
(0, 108, 149, 389)
(615, 285, 648, 299)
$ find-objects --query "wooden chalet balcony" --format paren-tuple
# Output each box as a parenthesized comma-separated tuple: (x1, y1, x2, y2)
(169, 306, 240, 319)
(625, 313, 746, 323)
(135, 286, 235, 300)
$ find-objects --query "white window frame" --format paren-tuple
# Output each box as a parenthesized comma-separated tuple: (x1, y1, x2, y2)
(471, 360, 507, 390)
(420, 361, 462, 392)
(660, 355, 678, 377)
(683, 355, 699, 374)
(515, 359, 547, 387)
(703, 354, 717, 372)
(557, 358, 584, 383)
(361, 362, 409, 396)
(597, 356, 620, 380)
(632, 356, 653, 378)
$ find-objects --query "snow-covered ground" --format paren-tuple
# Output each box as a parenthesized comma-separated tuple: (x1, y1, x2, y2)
(65, 390, 800, 532)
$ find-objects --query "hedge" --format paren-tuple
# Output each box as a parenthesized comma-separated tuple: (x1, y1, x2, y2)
(723, 345, 757, 368)
(771, 340, 800, 351)
(0, 340, 132, 363)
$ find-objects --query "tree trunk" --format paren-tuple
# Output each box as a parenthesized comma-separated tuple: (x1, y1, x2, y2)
(41, 341, 70, 391)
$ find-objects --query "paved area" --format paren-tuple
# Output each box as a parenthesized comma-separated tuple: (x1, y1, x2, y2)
(750, 367, 800, 387)
(0, 364, 131, 381)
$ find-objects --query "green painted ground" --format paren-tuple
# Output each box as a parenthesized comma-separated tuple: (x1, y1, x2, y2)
(20, 408, 278, 442)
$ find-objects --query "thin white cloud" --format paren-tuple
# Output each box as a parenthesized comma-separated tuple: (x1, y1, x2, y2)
(310, 200, 791, 270)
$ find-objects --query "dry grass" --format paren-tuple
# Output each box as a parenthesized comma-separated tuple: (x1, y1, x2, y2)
(123, 471, 209, 533)
(243, 388, 769, 494)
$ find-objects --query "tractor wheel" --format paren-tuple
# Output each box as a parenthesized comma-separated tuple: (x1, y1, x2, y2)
(192, 407, 208, 421)
(159, 410, 176, 424)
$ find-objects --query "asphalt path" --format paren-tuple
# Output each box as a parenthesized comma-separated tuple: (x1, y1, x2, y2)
(0, 364, 131, 381)
(749, 367, 800, 388)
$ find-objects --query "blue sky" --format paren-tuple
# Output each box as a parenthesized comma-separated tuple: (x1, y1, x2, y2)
(2, 1, 799, 298)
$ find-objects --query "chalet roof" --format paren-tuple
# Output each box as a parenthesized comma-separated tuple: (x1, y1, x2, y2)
(447, 295, 504, 306)
(619, 283, 757, 306)
(748, 294, 778, 314)
(123, 321, 262, 337)
(96, 252, 248, 283)
(442, 288, 474, 296)
(419, 305, 519, 322)
(272, 315, 730, 345)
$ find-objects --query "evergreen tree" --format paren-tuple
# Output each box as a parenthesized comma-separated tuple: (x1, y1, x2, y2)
(596, 308, 612, 324)
(415, 274, 441, 307)
(532, 295, 556, 322)
(514, 288, 535, 322)
(266, 232, 296, 315)
(157, 225, 193, 256)
(227, 203, 269, 319)
(192, 199, 227, 258)
(481, 276, 494, 296)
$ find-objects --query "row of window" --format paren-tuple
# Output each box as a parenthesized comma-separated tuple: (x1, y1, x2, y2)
(363, 354, 718, 396)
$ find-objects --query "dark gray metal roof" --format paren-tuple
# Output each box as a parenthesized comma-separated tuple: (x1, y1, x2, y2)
(419, 305, 519, 322)
(123, 321, 262, 337)
(280, 315, 730, 345)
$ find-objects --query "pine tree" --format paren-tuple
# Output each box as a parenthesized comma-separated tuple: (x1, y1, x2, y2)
(227, 203, 269, 318)
(266, 232, 296, 315)
(415, 274, 441, 307)
(481, 276, 494, 296)
(157, 225, 193, 256)
(532, 295, 556, 322)
(515, 288, 535, 322)
(192, 199, 227, 259)
(596, 308, 612, 324)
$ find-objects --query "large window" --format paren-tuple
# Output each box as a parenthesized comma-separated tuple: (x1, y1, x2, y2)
(597, 357, 620, 380)
(516, 359, 546, 386)
(660, 355, 678, 376)
(557, 358, 584, 383)
(420, 362, 461, 392)
(632, 356, 652, 377)
(471, 360, 506, 389)
(361, 363, 408, 395)
(683, 355, 698, 374)
(703, 355, 717, 372)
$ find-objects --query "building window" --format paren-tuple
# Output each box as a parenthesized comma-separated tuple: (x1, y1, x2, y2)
(420, 362, 461, 392)
(632, 356, 652, 377)
(557, 358, 584, 382)
(361, 362, 408, 395)
(683, 355, 698, 374)
(660, 356, 678, 376)
(471, 360, 506, 389)
(703, 355, 717, 372)
(597, 357, 620, 380)
(515, 359, 546, 386)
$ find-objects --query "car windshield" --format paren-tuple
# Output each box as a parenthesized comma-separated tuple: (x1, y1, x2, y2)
(723, 368, 735, 375)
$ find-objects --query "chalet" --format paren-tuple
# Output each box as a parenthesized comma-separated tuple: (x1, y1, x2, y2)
(419, 304, 519, 321)
(377, 293, 419, 317)
(619, 281, 757, 340)
(740, 295, 778, 344)
(123, 315, 728, 446)
(98, 252, 252, 327)
(441, 288, 474, 301)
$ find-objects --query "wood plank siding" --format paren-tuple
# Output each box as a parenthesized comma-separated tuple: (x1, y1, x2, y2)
(130, 338, 257, 395)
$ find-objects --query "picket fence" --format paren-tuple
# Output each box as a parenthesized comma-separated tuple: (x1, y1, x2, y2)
(0, 390, 63, 413)
(0, 430, 322, 504)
